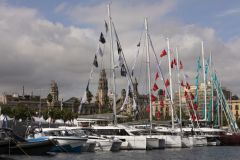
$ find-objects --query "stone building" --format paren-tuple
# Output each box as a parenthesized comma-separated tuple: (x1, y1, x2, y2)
(95, 69, 109, 113)
(48, 80, 59, 107)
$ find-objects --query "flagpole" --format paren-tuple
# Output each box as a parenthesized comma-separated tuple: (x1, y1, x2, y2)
(201, 41, 207, 121)
(210, 52, 214, 123)
(145, 18, 152, 130)
(108, 4, 117, 125)
(167, 38, 174, 129)
(176, 48, 182, 131)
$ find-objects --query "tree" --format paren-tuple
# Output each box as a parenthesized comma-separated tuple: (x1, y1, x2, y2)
(49, 107, 62, 122)
(1, 106, 14, 117)
(13, 104, 34, 120)
(47, 93, 53, 105)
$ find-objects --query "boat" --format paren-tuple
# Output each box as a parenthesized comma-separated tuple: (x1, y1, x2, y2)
(27, 127, 88, 153)
(59, 126, 122, 152)
(0, 128, 55, 156)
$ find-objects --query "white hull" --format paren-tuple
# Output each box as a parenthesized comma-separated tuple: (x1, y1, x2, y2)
(49, 136, 87, 148)
(150, 135, 181, 148)
(182, 137, 192, 148)
(189, 136, 207, 147)
(114, 136, 147, 150)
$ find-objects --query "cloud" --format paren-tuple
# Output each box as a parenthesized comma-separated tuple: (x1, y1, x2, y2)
(0, 3, 98, 99)
(216, 8, 240, 17)
(0, 0, 240, 101)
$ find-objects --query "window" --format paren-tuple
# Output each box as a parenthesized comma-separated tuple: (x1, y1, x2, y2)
(235, 105, 239, 110)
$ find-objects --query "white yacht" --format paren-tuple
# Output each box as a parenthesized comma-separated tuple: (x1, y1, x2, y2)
(27, 128, 89, 153)
(59, 126, 122, 152)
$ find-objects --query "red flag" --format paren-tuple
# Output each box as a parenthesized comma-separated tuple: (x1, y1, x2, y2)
(173, 58, 177, 66)
(160, 49, 167, 57)
(162, 90, 165, 97)
(156, 111, 161, 119)
(193, 103, 198, 110)
(191, 114, 196, 122)
(180, 61, 183, 69)
(190, 93, 195, 100)
(152, 83, 159, 92)
(171, 60, 174, 68)
(147, 105, 150, 113)
(160, 100, 164, 107)
(188, 102, 192, 109)
(155, 72, 159, 80)
(151, 94, 157, 102)
(184, 91, 188, 98)
(181, 80, 185, 87)
(186, 82, 190, 90)
(165, 79, 170, 87)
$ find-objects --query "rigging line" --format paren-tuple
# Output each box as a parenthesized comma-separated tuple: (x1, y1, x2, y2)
(112, 22, 134, 87)
(148, 34, 180, 123)
(179, 66, 201, 130)
(131, 24, 144, 74)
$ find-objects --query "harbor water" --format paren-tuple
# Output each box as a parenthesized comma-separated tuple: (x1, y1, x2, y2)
(2, 146, 240, 160)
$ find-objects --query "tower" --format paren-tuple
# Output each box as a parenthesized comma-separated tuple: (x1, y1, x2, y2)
(50, 80, 59, 105)
(96, 69, 108, 111)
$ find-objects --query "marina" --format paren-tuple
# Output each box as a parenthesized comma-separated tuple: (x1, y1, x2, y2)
(0, 1, 240, 159)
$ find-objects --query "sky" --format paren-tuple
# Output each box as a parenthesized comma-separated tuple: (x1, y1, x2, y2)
(0, 0, 240, 100)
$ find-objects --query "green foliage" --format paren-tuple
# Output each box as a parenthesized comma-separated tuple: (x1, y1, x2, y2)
(13, 104, 34, 120)
(1, 106, 14, 118)
(49, 107, 62, 121)
(47, 93, 53, 103)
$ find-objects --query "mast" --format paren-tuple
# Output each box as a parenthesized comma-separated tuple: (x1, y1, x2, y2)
(201, 41, 207, 121)
(167, 38, 174, 129)
(145, 18, 152, 130)
(108, 4, 117, 125)
(176, 48, 182, 130)
(210, 52, 214, 123)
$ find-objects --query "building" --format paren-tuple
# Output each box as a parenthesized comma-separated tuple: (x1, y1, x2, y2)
(0, 92, 48, 110)
(48, 80, 59, 107)
(229, 99, 240, 120)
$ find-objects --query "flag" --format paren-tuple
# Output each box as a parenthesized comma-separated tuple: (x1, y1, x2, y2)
(173, 58, 177, 66)
(165, 79, 170, 87)
(188, 102, 192, 109)
(147, 105, 150, 113)
(117, 41, 122, 54)
(132, 98, 137, 111)
(97, 46, 103, 57)
(160, 49, 167, 57)
(151, 94, 157, 102)
(104, 20, 108, 33)
(184, 91, 188, 98)
(121, 64, 127, 77)
(186, 82, 190, 90)
(193, 103, 198, 110)
(152, 83, 159, 92)
(155, 72, 159, 80)
(137, 42, 140, 47)
(191, 114, 196, 122)
(184, 74, 189, 79)
(160, 100, 164, 107)
(180, 60, 183, 69)
(190, 93, 195, 100)
(171, 60, 174, 68)
(181, 80, 185, 87)
(162, 90, 165, 97)
(99, 32, 106, 44)
(93, 55, 98, 67)
(156, 111, 161, 119)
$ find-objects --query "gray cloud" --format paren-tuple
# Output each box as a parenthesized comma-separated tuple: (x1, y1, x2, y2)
(0, 0, 239, 101)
